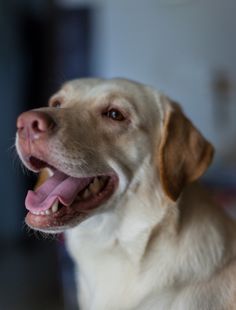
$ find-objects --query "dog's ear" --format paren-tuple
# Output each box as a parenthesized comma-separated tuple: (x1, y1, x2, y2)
(158, 102, 214, 201)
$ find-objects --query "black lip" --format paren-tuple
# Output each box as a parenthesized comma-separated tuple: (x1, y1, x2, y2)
(29, 156, 48, 170)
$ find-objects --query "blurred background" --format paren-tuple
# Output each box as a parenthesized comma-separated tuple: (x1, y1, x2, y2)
(1, 0, 236, 309)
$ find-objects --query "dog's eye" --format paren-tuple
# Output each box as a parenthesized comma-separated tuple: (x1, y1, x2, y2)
(103, 109, 125, 121)
(51, 100, 61, 108)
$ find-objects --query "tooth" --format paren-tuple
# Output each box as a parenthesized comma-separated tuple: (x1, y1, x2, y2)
(45, 209, 51, 215)
(89, 177, 101, 194)
(83, 189, 90, 199)
(52, 201, 58, 213)
(40, 211, 45, 215)
(32, 210, 40, 215)
(99, 177, 105, 186)
(45, 167, 54, 177)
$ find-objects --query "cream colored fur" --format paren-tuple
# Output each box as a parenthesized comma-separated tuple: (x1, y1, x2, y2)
(18, 78, 236, 309)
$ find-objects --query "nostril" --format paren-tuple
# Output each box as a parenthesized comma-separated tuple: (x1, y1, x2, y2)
(32, 120, 40, 131)
(31, 119, 47, 133)
(33, 117, 54, 132)
(17, 111, 56, 140)
(30, 114, 56, 134)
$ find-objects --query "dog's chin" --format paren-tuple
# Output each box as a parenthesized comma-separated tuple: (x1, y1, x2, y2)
(23, 157, 119, 234)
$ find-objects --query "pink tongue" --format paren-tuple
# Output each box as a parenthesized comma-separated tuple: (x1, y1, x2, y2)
(25, 170, 92, 212)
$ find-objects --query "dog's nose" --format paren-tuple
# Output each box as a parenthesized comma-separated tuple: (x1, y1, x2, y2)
(17, 111, 55, 140)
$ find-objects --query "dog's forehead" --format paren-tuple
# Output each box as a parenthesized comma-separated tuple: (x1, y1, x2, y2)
(60, 78, 161, 112)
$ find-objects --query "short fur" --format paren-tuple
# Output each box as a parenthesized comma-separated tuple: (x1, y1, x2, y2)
(16, 78, 236, 310)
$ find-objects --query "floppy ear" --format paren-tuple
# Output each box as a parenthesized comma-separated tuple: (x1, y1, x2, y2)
(158, 103, 214, 201)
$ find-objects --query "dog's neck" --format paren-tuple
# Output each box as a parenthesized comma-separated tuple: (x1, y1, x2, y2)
(65, 159, 177, 309)
(65, 161, 232, 310)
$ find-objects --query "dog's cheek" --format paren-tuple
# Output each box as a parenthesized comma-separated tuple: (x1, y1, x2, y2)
(105, 133, 150, 181)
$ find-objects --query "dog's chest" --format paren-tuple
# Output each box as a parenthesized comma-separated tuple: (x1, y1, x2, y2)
(66, 230, 148, 309)
(65, 228, 180, 310)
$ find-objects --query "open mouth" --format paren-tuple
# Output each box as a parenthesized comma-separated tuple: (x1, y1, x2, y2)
(25, 157, 118, 232)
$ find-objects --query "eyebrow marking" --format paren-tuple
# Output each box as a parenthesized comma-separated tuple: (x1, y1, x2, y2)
(100, 92, 139, 115)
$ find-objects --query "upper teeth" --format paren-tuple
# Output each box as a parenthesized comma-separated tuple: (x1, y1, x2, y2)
(89, 177, 102, 194)
(77, 177, 104, 200)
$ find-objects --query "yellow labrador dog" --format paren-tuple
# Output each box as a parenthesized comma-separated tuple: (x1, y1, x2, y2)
(16, 78, 236, 310)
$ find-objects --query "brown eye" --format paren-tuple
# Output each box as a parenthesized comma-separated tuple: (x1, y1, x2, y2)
(51, 100, 61, 108)
(103, 109, 125, 121)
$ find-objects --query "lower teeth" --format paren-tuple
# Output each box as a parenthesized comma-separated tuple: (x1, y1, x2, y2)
(52, 201, 59, 213)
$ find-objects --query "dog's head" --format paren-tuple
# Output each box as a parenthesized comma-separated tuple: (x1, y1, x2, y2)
(16, 78, 214, 233)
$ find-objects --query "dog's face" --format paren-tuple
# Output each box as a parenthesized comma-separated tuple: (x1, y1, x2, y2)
(16, 78, 214, 233)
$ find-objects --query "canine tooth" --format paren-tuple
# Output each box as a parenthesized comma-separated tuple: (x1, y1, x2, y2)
(83, 189, 90, 199)
(89, 177, 101, 194)
(45, 167, 54, 177)
(52, 201, 58, 213)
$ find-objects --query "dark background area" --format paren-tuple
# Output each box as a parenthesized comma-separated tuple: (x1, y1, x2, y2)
(0, 0, 236, 309)
(0, 1, 91, 309)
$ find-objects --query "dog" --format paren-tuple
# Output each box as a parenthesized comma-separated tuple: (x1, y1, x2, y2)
(16, 78, 236, 309)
